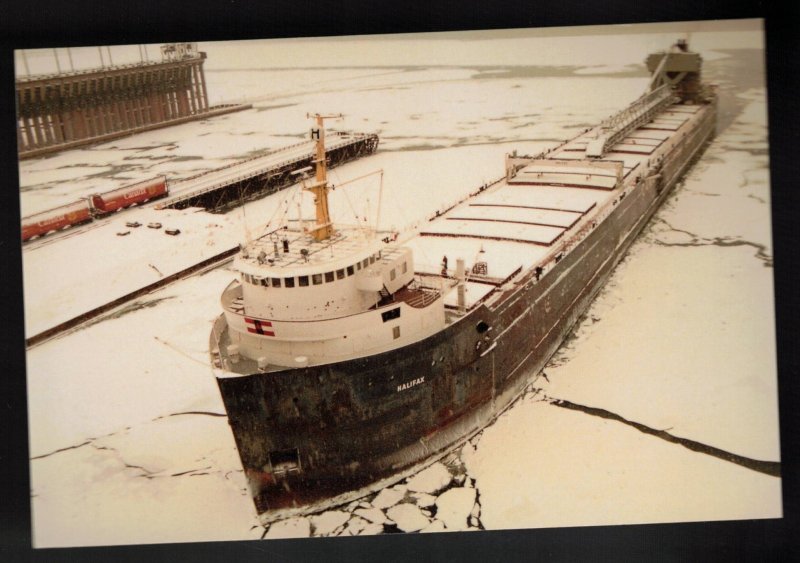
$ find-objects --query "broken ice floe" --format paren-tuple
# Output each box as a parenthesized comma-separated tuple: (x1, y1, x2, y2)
(257, 459, 484, 539)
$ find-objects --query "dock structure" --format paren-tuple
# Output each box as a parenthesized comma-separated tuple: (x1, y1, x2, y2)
(23, 129, 381, 344)
(16, 43, 251, 159)
(158, 132, 380, 212)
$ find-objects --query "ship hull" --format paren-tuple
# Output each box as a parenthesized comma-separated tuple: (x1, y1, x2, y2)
(216, 99, 717, 523)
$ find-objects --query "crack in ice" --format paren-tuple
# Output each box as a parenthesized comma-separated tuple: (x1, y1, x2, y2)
(652, 218, 772, 266)
(164, 411, 228, 418)
(153, 336, 209, 366)
(30, 440, 93, 460)
(540, 394, 781, 478)
(171, 466, 213, 477)
(89, 444, 160, 479)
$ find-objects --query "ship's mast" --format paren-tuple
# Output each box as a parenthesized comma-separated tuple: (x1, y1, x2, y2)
(305, 112, 342, 242)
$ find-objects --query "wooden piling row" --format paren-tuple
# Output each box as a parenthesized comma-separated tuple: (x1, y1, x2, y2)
(16, 52, 215, 157)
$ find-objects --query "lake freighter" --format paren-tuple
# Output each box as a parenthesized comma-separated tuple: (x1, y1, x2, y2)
(210, 40, 717, 523)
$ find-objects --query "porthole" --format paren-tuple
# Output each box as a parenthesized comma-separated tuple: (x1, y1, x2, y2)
(476, 321, 490, 334)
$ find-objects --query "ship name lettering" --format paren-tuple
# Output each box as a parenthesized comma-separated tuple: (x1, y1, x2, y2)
(397, 376, 425, 392)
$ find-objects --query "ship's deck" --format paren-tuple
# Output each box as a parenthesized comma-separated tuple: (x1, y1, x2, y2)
(402, 102, 705, 311)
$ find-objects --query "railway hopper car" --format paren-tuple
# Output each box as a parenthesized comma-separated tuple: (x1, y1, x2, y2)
(21, 200, 93, 241)
(90, 176, 168, 215)
(21, 176, 169, 242)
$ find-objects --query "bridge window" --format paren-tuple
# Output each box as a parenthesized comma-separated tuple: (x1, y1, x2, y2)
(347, 265, 355, 276)
(271, 278, 281, 287)
(284, 277, 295, 288)
(362, 258, 369, 268)
(325, 271, 334, 283)
(369, 256, 375, 265)
(401, 261, 408, 274)
(312, 273, 323, 285)
(393, 326, 401, 339)
(356, 262, 362, 271)
(259, 277, 269, 287)
(390, 268, 396, 281)
(299, 275, 309, 287)
(336, 269, 345, 280)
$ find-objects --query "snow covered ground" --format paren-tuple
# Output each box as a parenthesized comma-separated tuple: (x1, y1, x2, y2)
(20, 21, 779, 547)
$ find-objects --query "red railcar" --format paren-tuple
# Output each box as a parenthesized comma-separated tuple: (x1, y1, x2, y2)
(90, 176, 168, 215)
(21, 200, 93, 241)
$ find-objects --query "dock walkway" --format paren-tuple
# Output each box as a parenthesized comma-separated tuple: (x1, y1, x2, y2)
(158, 132, 379, 212)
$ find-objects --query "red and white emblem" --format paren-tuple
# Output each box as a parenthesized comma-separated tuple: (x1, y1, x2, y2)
(244, 317, 275, 336)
